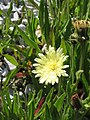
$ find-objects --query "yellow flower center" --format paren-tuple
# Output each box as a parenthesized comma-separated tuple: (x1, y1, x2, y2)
(48, 62, 57, 71)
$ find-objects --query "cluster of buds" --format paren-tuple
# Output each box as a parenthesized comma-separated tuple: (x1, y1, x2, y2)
(72, 19, 90, 42)
(72, 20, 90, 30)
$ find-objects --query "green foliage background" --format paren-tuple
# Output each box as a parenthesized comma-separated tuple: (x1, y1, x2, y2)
(0, 0, 90, 119)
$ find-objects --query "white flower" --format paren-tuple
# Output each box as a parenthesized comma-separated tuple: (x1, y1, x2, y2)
(32, 46, 69, 85)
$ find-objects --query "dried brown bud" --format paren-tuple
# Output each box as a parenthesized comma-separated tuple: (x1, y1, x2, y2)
(71, 93, 81, 110)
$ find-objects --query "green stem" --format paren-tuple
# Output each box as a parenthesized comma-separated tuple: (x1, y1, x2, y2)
(79, 41, 86, 70)
(71, 44, 75, 84)
(58, 77, 62, 96)
(24, 93, 28, 120)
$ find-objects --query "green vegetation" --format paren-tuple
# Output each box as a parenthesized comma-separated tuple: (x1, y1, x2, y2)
(0, 0, 90, 119)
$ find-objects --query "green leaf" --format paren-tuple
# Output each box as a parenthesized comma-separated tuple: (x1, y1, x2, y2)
(39, 0, 50, 43)
(28, 93, 35, 120)
(4, 68, 18, 87)
(45, 104, 52, 120)
(10, 44, 27, 56)
(28, 100, 34, 120)
(28, 0, 39, 9)
(46, 87, 54, 103)
(34, 88, 54, 119)
(7, 1, 13, 15)
(39, 0, 44, 31)
(4, 54, 18, 66)
(76, 70, 84, 80)
(54, 93, 66, 112)
(2, 98, 9, 118)
(45, 0, 50, 43)
(82, 73, 89, 95)
(0, 9, 3, 15)
(5, 17, 10, 33)
(28, 91, 35, 106)
(35, 89, 43, 108)
(13, 92, 18, 115)
(0, 39, 11, 54)
(5, 90, 12, 109)
(60, 39, 67, 54)
(50, 28, 55, 47)
(17, 26, 41, 53)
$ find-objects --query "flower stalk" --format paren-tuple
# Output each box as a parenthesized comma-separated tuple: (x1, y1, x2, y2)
(70, 33, 77, 84)
(71, 43, 75, 84)
(79, 41, 86, 70)
(58, 77, 62, 96)
(78, 28, 89, 70)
